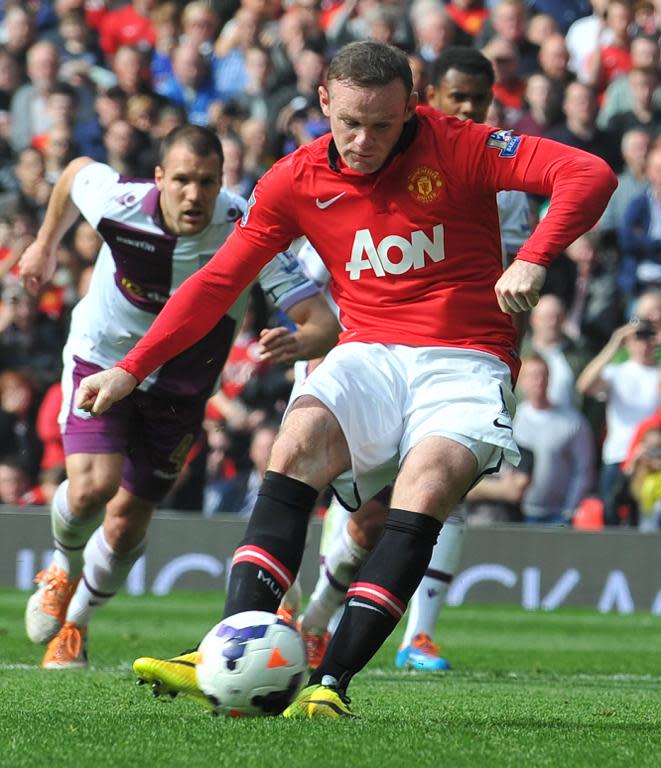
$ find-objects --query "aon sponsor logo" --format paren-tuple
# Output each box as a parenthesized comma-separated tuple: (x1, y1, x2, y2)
(346, 224, 445, 280)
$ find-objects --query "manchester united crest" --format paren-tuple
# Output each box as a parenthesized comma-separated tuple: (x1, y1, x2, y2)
(407, 166, 442, 203)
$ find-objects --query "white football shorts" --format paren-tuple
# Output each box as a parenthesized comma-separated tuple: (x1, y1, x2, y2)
(287, 342, 520, 510)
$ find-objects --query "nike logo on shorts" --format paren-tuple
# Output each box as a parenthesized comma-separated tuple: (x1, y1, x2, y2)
(493, 417, 513, 431)
(315, 192, 346, 209)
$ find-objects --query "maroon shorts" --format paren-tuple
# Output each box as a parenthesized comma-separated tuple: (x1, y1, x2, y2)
(61, 357, 205, 503)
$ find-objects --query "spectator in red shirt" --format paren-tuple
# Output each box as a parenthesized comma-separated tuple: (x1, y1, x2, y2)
(446, 0, 489, 43)
(36, 381, 64, 475)
(98, 0, 158, 60)
(623, 394, 661, 474)
(482, 36, 526, 125)
(585, 0, 634, 103)
(512, 73, 560, 135)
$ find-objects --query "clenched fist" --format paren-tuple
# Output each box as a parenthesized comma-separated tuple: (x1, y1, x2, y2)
(76, 367, 139, 416)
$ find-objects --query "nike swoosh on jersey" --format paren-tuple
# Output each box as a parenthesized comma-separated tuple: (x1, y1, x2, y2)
(315, 192, 346, 209)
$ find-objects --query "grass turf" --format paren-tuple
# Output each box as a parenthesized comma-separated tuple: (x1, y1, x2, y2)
(2, 588, 661, 768)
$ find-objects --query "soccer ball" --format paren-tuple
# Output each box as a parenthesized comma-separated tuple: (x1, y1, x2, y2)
(196, 611, 307, 717)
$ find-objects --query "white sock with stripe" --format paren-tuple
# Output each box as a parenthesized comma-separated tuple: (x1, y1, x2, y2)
(50, 480, 105, 579)
(302, 523, 368, 634)
(66, 527, 145, 627)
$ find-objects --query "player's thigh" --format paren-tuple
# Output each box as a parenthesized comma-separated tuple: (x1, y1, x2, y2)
(402, 349, 518, 454)
(60, 354, 132, 503)
(65, 452, 125, 509)
(122, 391, 206, 504)
(395, 348, 520, 518)
(290, 343, 407, 504)
(392, 435, 478, 519)
(271, 395, 351, 488)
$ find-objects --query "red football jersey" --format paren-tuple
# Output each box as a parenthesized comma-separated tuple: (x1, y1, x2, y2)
(120, 106, 616, 382)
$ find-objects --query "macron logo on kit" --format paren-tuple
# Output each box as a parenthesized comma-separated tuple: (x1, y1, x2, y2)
(116, 235, 155, 252)
(346, 224, 446, 280)
(315, 192, 346, 209)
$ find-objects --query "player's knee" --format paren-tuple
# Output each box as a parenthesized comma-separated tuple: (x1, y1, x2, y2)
(269, 431, 309, 474)
(270, 410, 349, 485)
(350, 499, 387, 549)
(103, 511, 149, 554)
(67, 477, 119, 515)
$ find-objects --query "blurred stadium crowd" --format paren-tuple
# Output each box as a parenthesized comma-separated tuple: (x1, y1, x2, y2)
(0, 0, 658, 528)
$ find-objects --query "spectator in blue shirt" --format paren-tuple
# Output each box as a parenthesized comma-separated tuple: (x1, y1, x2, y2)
(155, 40, 219, 126)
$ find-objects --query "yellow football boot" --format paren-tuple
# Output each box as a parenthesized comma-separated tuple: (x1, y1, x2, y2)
(133, 651, 214, 710)
(282, 683, 355, 719)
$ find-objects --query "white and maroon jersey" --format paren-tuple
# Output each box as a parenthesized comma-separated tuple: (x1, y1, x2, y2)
(119, 106, 616, 383)
(295, 238, 339, 321)
(497, 189, 531, 256)
(66, 162, 318, 398)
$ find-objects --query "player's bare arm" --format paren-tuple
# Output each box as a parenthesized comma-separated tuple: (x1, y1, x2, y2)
(19, 156, 95, 296)
(575, 321, 639, 397)
(494, 259, 547, 314)
(258, 294, 340, 364)
(76, 367, 138, 417)
(465, 467, 531, 504)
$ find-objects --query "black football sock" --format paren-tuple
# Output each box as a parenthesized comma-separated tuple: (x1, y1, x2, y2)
(310, 508, 442, 691)
(222, 471, 318, 618)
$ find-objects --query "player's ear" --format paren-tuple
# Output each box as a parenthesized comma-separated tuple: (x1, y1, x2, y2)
(425, 83, 437, 104)
(319, 85, 330, 117)
(405, 90, 418, 120)
(154, 165, 164, 189)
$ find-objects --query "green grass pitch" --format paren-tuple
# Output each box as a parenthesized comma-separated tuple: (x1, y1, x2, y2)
(2, 588, 661, 768)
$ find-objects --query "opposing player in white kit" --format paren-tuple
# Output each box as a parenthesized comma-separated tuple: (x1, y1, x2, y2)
(19, 125, 339, 669)
(293, 47, 534, 671)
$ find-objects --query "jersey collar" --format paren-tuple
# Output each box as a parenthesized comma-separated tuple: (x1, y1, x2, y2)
(141, 185, 161, 218)
(141, 184, 174, 234)
(327, 114, 419, 174)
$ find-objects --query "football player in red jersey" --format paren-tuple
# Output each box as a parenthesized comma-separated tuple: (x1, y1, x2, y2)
(76, 41, 616, 717)
(294, 46, 536, 674)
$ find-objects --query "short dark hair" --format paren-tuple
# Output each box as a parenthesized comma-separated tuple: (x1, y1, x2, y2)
(327, 41, 413, 94)
(159, 123, 223, 166)
(156, 102, 187, 126)
(59, 7, 86, 25)
(97, 86, 128, 106)
(0, 453, 31, 476)
(429, 46, 495, 89)
(48, 81, 79, 105)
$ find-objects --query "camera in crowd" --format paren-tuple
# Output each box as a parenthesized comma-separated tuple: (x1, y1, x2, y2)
(631, 317, 657, 340)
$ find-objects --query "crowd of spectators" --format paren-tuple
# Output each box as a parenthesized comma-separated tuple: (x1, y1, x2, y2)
(0, 0, 658, 529)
